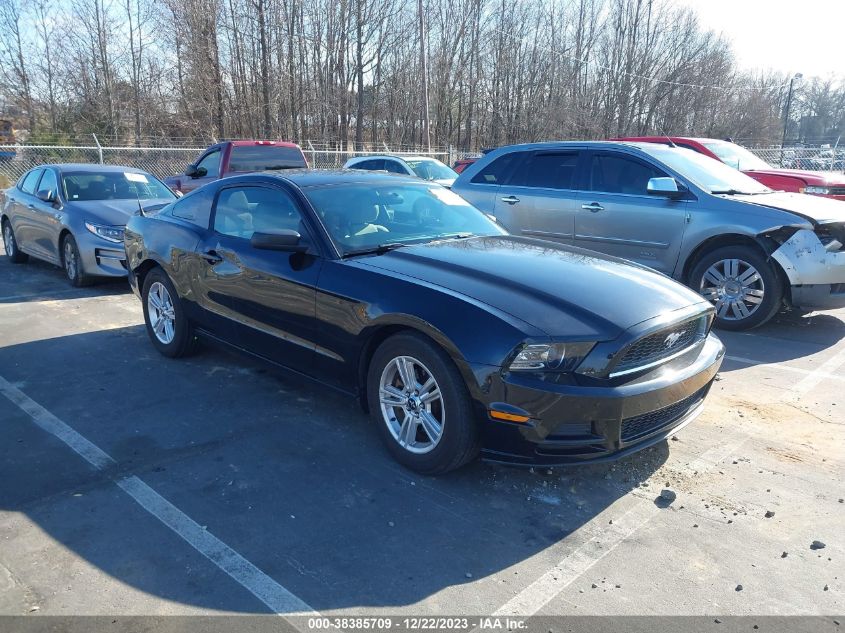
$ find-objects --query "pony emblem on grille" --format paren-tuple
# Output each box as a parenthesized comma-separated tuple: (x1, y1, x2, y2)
(664, 331, 684, 348)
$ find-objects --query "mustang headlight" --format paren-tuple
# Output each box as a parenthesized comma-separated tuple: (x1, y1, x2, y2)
(508, 342, 595, 372)
(85, 221, 125, 243)
(801, 186, 831, 195)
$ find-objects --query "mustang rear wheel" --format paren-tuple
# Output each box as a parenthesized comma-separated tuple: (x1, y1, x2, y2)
(690, 246, 783, 331)
(367, 332, 479, 474)
(3, 220, 28, 263)
(141, 267, 197, 358)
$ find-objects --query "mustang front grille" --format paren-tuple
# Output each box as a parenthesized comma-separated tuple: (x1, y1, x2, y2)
(610, 315, 708, 377)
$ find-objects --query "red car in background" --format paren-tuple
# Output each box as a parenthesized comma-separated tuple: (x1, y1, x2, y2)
(616, 136, 845, 202)
(165, 140, 308, 194)
(452, 148, 495, 174)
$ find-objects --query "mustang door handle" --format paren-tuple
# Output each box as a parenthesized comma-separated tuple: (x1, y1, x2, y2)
(202, 250, 223, 264)
(581, 202, 604, 212)
(500, 196, 520, 205)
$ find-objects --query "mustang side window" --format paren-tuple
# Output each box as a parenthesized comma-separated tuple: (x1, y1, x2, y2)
(213, 186, 307, 241)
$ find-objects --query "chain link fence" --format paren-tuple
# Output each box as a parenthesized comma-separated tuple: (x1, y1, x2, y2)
(0, 143, 456, 189)
(749, 146, 845, 171)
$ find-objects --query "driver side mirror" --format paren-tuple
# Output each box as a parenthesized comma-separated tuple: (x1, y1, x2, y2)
(36, 189, 56, 204)
(185, 164, 206, 178)
(647, 177, 686, 199)
(250, 229, 308, 253)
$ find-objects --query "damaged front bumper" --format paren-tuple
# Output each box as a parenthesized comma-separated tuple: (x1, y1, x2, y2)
(770, 228, 845, 310)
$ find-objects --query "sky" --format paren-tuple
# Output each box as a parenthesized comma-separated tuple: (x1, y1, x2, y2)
(678, 0, 843, 78)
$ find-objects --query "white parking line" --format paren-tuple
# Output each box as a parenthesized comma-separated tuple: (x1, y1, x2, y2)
(0, 288, 84, 302)
(493, 501, 658, 616)
(787, 346, 845, 399)
(493, 435, 748, 617)
(0, 374, 316, 617)
(724, 355, 845, 382)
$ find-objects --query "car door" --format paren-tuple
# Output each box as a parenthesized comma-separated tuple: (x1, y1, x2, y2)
(574, 151, 690, 275)
(504, 150, 583, 244)
(10, 169, 45, 256)
(458, 151, 528, 232)
(28, 167, 63, 262)
(195, 182, 323, 372)
(182, 147, 222, 193)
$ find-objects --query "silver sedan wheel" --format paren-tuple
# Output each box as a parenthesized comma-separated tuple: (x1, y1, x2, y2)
(3, 224, 13, 254)
(700, 258, 765, 321)
(63, 240, 78, 280)
(378, 355, 444, 455)
(147, 281, 176, 344)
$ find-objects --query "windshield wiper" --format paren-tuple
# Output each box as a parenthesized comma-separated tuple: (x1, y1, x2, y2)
(711, 189, 766, 196)
(342, 243, 408, 258)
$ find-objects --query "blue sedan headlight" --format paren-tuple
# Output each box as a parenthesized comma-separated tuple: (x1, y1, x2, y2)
(85, 222, 125, 243)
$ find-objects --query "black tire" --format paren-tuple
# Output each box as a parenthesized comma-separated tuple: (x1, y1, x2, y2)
(2, 219, 28, 263)
(367, 332, 480, 475)
(61, 234, 92, 287)
(689, 245, 784, 331)
(141, 267, 197, 358)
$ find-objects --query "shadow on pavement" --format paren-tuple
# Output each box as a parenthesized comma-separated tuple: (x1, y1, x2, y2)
(0, 324, 669, 612)
(717, 307, 845, 371)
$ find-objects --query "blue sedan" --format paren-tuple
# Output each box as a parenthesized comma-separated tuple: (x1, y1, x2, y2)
(1, 163, 176, 286)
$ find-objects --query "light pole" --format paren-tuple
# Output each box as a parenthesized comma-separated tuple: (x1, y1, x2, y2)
(781, 72, 803, 164)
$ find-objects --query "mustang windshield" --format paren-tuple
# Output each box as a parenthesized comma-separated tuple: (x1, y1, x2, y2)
(304, 182, 505, 255)
(641, 145, 772, 195)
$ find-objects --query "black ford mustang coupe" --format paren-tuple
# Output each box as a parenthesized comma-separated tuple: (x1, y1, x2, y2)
(124, 170, 724, 474)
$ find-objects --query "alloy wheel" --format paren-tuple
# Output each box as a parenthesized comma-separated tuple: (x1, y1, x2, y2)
(700, 258, 765, 321)
(3, 224, 12, 254)
(378, 355, 444, 454)
(64, 240, 77, 280)
(147, 281, 176, 344)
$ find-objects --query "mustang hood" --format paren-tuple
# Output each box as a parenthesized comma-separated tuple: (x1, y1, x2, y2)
(64, 199, 173, 226)
(735, 191, 845, 225)
(359, 236, 710, 340)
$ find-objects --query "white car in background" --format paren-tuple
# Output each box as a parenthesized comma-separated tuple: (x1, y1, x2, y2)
(344, 155, 458, 188)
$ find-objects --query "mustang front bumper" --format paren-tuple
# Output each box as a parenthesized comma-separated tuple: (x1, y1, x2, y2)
(476, 333, 725, 466)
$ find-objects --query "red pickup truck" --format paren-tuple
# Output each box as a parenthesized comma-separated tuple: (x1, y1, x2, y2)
(616, 136, 845, 202)
(165, 140, 308, 194)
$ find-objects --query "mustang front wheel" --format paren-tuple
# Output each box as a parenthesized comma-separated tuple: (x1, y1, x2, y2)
(368, 332, 479, 474)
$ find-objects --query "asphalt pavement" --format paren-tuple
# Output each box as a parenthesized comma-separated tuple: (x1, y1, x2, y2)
(0, 245, 842, 622)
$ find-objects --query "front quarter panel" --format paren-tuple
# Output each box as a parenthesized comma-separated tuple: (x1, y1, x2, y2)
(312, 258, 548, 396)
(677, 197, 814, 279)
(125, 213, 203, 303)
